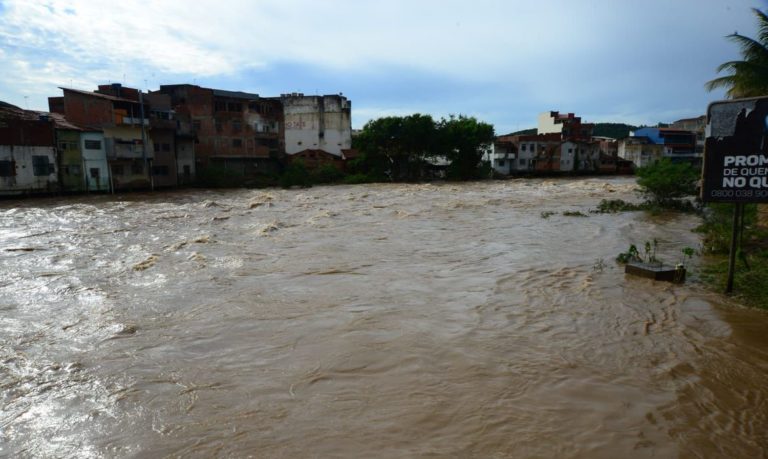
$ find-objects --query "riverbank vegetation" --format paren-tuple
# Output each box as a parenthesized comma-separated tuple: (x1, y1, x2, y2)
(697, 204, 768, 309)
(593, 158, 700, 214)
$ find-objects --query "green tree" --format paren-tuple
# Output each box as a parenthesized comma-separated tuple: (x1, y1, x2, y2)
(437, 115, 495, 180)
(354, 114, 437, 181)
(635, 158, 699, 205)
(705, 8, 768, 97)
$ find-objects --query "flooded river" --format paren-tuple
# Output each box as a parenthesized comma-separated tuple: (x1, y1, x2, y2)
(1, 177, 767, 458)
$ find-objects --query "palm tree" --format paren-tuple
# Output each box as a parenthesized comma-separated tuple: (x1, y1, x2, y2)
(705, 8, 768, 97)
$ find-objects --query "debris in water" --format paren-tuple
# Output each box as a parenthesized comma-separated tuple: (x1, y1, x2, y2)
(248, 193, 275, 208)
(193, 235, 212, 244)
(188, 252, 206, 262)
(5, 247, 36, 252)
(133, 255, 159, 271)
(259, 221, 283, 235)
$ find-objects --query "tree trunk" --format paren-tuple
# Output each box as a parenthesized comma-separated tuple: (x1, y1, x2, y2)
(758, 203, 768, 229)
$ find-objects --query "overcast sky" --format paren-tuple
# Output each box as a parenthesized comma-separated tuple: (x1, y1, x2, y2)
(0, 0, 765, 134)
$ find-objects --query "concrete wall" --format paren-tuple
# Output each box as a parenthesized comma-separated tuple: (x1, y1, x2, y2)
(176, 138, 195, 185)
(538, 112, 562, 135)
(282, 95, 352, 156)
(0, 145, 58, 195)
(150, 129, 177, 188)
(618, 140, 664, 168)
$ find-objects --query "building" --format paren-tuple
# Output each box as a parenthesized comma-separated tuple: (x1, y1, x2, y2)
(157, 84, 282, 178)
(617, 136, 665, 168)
(538, 111, 594, 142)
(670, 115, 706, 156)
(0, 103, 59, 195)
(48, 112, 86, 193)
(482, 139, 516, 175)
(630, 127, 699, 165)
(80, 130, 110, 191)
(145, 92, 179, 188)
(49, 84, 155, 191)
(280, 93, 352, 157)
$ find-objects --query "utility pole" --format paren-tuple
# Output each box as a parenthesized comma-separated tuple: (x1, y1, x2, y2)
(138, 89, 154, 191)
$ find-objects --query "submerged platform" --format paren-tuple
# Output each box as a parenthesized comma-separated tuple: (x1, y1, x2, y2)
(625, 261, 686, 283)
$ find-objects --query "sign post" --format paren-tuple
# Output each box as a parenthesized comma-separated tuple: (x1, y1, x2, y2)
(702, 96, 768, 293)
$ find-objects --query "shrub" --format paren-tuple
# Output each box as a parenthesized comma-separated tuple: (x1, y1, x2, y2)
(280, 161, 312, 188)
(311, 164, 345, 184)
(195, 165, 246, 188)
(636, 159, 699, 205)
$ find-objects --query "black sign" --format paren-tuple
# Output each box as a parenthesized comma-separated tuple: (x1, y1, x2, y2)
(702, 96, 768, 203)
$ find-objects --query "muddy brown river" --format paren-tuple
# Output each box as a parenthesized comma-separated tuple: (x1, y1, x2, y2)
(1, 177, 767, 458)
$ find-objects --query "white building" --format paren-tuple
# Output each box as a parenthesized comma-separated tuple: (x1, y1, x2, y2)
(80, 131, 110, 191)
(482, 142, 514, 175)
(281, 93, 352, 156)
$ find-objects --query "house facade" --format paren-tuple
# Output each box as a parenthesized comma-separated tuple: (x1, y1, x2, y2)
(617, 136, 665, 168)
(157, 84, 282, 178)
(0, 104, 58, 195)
(80, 131, 110, 191)
(49, 84, 155, 191)
(632, 127, 698, 165)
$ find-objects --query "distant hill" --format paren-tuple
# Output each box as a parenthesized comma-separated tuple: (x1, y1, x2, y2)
(503, 122, 638, 139)
(592, 123, 638, 139)
(505, 128, 537, 136)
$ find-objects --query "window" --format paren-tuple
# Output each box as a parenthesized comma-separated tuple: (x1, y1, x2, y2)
(498, 160, 505, 167)
(215, 101, 227, 112)
(32, 156, 52, 176)
(0, 160, 15, 176)
(152, 165, 170, 176)
(131, 162, 143, 175)
(162, 143, 171, 152)
(232, 139, 242, 148)
(192, 120, 201, 131)
(228, 103, 242, 112)
(232, 120, 242, 132)
(521, 144, 526, 151)
(90, 167, 100, 179)
(519, 159, 527, 166)
(183, 165, 191, 177)
(154, 142, 160, 152)
(84, 139, 101, 150)
(215, 119, 223, 132)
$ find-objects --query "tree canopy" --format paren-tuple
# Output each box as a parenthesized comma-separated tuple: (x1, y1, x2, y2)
(706, 8, 768, 98)
(353, 114, 494, 181)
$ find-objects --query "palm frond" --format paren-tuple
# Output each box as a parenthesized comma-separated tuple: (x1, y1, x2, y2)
(753, 8, 768, 45)
(726, 33, 768, 61)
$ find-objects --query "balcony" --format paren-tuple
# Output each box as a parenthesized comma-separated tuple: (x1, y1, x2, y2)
(150, 118, 176, 130)
(113, 109, 149, 126)
(105, 138, 154, 159)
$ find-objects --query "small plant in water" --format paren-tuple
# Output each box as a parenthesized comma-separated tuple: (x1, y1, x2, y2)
(593, 257, 606, 272)
(540, 211, 556, 219)
(563, 210, 588, 217)
(616, 244, 643, 264)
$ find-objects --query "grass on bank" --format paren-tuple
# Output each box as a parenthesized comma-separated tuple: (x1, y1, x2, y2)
(696, 203, 768, 309)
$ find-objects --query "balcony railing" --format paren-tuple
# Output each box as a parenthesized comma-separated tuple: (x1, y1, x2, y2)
(105, 138, 154, 159)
